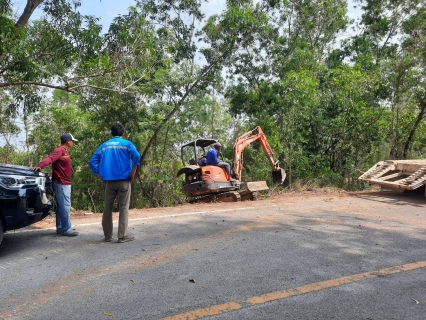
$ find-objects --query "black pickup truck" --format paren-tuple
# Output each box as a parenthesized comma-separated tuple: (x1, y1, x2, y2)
(0, 164, 53, 245)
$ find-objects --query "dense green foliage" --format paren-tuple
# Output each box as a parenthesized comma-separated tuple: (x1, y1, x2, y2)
(1, 0, 426, 211)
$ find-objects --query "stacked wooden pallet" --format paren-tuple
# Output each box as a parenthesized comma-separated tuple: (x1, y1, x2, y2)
(359, 160, 426, 193)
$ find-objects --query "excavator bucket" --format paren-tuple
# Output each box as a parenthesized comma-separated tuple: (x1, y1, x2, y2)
(272, 168, 286, 185)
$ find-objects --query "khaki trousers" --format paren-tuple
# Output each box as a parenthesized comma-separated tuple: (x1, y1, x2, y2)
(102, 180, 131, 239)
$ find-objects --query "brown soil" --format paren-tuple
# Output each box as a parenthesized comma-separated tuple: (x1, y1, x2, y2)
(28, 188, 364, 230)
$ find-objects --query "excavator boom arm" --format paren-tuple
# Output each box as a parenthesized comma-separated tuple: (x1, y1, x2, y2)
(232, 126, 285, 184)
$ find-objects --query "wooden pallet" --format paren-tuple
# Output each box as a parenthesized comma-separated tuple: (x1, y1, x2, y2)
(359, 160, 426, 195)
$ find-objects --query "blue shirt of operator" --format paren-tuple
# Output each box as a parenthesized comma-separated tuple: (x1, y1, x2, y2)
(206, 148, 220, 165)
(89, 136, 141, 181)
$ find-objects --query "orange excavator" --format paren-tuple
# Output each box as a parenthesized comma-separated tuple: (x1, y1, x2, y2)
(177, 126, 286, 201)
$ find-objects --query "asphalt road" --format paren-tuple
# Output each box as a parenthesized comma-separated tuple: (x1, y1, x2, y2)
(0, 190, 425, 320)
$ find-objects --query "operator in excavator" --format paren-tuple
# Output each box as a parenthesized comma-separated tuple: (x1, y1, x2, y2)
(198, 153, 207, 167)
(206, 142, 236, 181)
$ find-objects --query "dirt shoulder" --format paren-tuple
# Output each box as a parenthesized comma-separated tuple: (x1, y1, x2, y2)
(28, 189, 371, 229)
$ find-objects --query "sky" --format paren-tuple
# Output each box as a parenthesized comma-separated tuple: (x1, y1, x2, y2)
(12, 0, 360, 32)
(12, 0, 229, 33)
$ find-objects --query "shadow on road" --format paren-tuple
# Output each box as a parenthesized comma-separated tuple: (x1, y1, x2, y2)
(351, 189, 425, 208)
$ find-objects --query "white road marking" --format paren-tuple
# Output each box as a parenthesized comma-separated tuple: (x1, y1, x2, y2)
(6, 207, 257, 234)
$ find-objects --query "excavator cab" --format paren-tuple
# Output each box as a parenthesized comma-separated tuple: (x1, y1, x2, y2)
(179, 139, 217, 167)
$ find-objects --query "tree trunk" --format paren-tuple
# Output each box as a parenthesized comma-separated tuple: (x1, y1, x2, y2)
(402, 101, 426, 158)
(15, 0, 44, 28)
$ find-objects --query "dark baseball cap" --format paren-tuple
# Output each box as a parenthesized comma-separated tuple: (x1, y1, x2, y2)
(61, 133, 78, 142)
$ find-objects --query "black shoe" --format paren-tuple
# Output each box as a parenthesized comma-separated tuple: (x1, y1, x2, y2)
(62, 231, 79, 236)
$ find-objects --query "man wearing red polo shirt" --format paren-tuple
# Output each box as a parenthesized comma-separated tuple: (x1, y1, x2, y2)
(32, 133, 79, 236)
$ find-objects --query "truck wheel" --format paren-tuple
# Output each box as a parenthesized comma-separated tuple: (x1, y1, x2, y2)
(0, 219, 3, 246)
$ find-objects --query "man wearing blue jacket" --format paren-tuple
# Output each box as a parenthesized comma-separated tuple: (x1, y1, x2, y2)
(89, 124, 141, 243)
(206, 142, 235, 181)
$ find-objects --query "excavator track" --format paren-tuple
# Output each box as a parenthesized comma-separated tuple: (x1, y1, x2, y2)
(239, 190, 259, 201)
(187, 190, 261, 203)
(217, 191, 241, 202)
